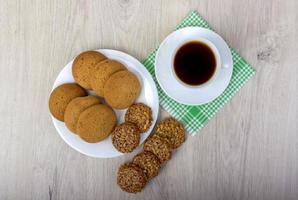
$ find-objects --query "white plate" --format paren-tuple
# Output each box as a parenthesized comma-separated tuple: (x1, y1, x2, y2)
(155, 27, 233, 105)
(51, 49, 159, 158)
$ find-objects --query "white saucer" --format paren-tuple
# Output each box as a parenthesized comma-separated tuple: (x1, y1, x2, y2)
(51, 49, 159, 158)
(155, 27, 233, 105)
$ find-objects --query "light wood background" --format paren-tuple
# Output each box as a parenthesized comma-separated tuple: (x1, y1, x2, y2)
(0, 0, 297, 199)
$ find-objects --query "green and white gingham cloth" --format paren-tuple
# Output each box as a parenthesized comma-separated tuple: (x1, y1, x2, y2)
(143, 11, 256, 136)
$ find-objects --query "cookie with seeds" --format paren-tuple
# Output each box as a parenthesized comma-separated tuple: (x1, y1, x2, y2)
(117, 163, 147, 193)
(49, 83, 86, 121)
(104, 70, 141, 109)
(155, 117, 185, 149)
(144, 135, 172, 163)
(125, 103, 152, 133)
(112, 122, 140, 153)
(72, 51, 107, 89)
(77, 104, 117, 143)
(90, 59, 126, 97)
(64, 96, 101, 134)
(133, 151, 161, 179)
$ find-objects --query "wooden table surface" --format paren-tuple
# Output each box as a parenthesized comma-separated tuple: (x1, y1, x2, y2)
(0, 0, 297, 199)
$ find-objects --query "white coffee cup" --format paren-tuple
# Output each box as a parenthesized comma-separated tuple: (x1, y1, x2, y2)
(171, 37, 221, 88)
(154, 27, 233, 105)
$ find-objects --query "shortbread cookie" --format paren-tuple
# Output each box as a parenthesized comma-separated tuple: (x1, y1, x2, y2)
(72, 51, 106, 89)
(90, 59, 126, 97)
(49, 83, 86, 121)
(64, 96, 101, 133)
(77, 104, 117, 143)
(104, 70, 141, 109)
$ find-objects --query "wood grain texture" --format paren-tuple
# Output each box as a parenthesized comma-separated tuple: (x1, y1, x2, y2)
(0, 0, 297, 199)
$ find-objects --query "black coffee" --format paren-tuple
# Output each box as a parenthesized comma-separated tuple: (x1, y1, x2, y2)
(174, 41, 216, 86)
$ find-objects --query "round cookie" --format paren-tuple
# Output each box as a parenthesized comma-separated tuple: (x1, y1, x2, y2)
(155, 117, 185, 149)
(72, 51, 107, 89)
(133, 151, 161, 179)
(90, 59, 126, 97)
(125, 103, 152, 133)
(77, 104, 117, 143)
(49, 83, 86, 121)
(64, 96, 101, 134)
(112, 122, 140, 153)
(144, 135, 172, 163)
(117, 163, 147, 193)
(103, 70, 141, 109)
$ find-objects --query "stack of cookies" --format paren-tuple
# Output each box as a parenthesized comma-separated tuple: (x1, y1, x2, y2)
(49, 50, 143, 143)
(117, 117, 185, 193)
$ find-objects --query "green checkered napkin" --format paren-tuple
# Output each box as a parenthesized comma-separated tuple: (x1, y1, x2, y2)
(143, 11, 255, 135)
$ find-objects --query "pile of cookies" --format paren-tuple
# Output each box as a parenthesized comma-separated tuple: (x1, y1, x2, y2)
(117, 117, 185, 193)
(49, 50, 187, 193)
(49, 50, 146, 143)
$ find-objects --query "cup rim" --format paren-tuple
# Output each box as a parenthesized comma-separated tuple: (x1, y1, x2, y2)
(171, 38, 221, 88)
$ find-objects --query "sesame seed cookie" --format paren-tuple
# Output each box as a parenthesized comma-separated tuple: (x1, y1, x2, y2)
(117, 163, 147, 193)
(112, 122, 140, 153)
(72, 51, 106, 89)
(90, 59, 126, 97)
(64, 96, 101, 134)
(77, 104, 117, 143)
(125, 103, 152, 133)
(133, 151, 161, 179)
(103, 70, 141, 109)
(49, 83, 86, 121)
(155, 117, 185, 149)
(144, 135, 172, 163)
